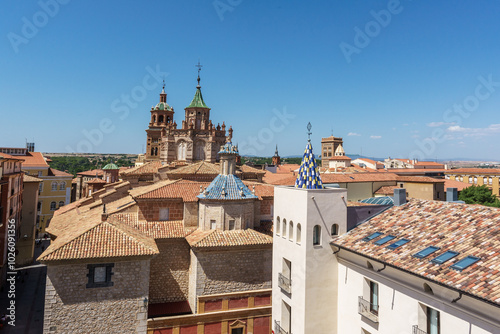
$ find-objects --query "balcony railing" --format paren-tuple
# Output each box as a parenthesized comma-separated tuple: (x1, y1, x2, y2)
(412, 325, 428, 334)
(278, 273, 291, 294)
(274, 320, 289, 334)
(358, 296, 379, 323)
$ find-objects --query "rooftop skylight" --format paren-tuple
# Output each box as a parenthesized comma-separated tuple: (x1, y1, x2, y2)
(362, 232, 383, 242)
(387, 238, 410, 250)
(431, 251, 459, 265)
(374, 235, 396, 246)
(413, 246, 440, 259)
(450, 256, 480, 271)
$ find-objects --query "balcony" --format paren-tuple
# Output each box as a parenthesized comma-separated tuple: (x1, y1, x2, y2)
(278, 273, 291, 294)
(412, 325, 427, 334)
(274, 320, 289, 334)
(358, 296, 378, 323)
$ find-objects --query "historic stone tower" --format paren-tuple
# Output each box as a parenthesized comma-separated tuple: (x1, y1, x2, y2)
(272, 145, 281, 166)
(145, 66, 231, 164)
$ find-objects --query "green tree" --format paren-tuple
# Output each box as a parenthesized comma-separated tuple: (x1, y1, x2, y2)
(459, 185, 500, 208)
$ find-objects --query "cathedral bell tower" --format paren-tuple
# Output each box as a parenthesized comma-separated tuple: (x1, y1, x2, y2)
(183, 62, 211, 131)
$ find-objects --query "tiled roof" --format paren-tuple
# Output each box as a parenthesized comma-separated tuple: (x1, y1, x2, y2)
(166, 161, 219, 175)
(136, 180, 210, 202)
(0, 153, 24, 161)
(374, 185, 397, 195)
(87, 177, 107, 184)
(20, 152, 48, 167)
(444, 179, 471, 191)
(103, 163, 119, 170)
(243, 181, 274, 199)
(186, 85, 209, 109)
(128, 179, 177, 198)
(321, 173, 398, 184)
(329, 156, 352, 161)
(77, 169, 104, 177)
(414, 161, 444, 166)
(38, 219, 159, 261)
(238, 164, 266, 175)
(295, 142, 323, 189)
(23, 174, 42, 182)
(445, 168, 500, 175)
(197, 174, 258, 201)
(396, 176, 444, 183)
(129, 221, 196, 239)
(186, 229, 273, 248)
(120, 161, 163, 176)
(48, 168, 73, 177)
(276, 164, 301, 174)
(332, 199, 500, 306)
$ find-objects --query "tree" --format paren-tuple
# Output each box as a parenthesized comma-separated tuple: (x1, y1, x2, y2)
(459, 185, 500, 208)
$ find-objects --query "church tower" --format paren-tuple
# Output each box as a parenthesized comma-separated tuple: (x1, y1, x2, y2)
(272, 145, 281, 166)
(182, 63, 211, 131)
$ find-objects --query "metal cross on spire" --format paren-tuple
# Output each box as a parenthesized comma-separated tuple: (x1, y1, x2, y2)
(195, 60, 203, 87)
(307, 122, 312, 142)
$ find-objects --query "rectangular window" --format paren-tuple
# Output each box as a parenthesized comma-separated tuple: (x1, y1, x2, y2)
(431, 251, 459, 265)
(374, 235, 396, 246)
(450, 256, 480, 271)
(86, 263, 114, 288)
(386, 238, 410, 250)
(414, 246, 440, 259)
(427, 307, 440, 334)
(370, 281, 379, 315)
(231, 329, 243, 334)
(210, 220, 216, 230)
(159, 208, 169, 221)
(362, 232, 382, 242)
(229, 219, 235, 230)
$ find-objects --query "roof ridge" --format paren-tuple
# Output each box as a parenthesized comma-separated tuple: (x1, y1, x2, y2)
(107, 219, 158, 253)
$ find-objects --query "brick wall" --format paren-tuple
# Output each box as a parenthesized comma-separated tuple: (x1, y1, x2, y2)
(198, 200, 255, 231)
(149, 239, 191, 303)
(137, 200, 184, 221)
(44, 259, 150, 334)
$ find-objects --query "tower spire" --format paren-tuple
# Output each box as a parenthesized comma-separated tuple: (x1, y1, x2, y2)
(307, 122, 312, 143)
(195, 60, 203, 88)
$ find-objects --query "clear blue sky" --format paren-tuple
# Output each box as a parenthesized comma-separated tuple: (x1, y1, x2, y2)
(2, 0, 500, 161)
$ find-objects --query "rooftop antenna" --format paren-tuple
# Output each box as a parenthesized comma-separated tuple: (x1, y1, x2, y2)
(307, 122, 312, 143)
(195, 60, 203, 87)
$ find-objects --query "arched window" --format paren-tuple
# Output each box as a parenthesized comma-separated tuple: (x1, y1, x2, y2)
(159, 115, 164, 123)
(289, 221, 294, 241)
(51, 182, 57, 191)
(152, 115, 156, 123)
(167, 116, 171, 123)
(50, 201, 56, 211)
(276, 217, 280, 236)
(296, 223, 301, 244)
(154, 147, 158, 156)
(489, 177, 493, 185)
(460, 176, 463, 181)
(484, 177, 488, 184)
(468, 176, 473, 184)
(313, 225, 321, 245)
(59, 182, 65, 190)
(151, 147, 154, 156)
(331, 224, 339, 236)
(58, 201, 64, 207)
(282, 219, 287, 238)
(474, 177, 477, 184)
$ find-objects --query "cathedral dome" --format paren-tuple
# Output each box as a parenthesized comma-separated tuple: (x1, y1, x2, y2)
(154, 101, 172, 111)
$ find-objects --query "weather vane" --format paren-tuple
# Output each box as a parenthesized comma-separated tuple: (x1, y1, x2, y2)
(162, 77, 165, 90)
(307, 122, 312, 142)
(195, 60, 203, 85)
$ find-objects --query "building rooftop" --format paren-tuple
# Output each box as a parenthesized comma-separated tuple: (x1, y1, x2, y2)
(197, 174, 258, 201)
(23, 174, 42, 182)
(120, 160, 163, 176)
(332, 199, 500, 306)
(19, 152, 48, 167)
(445, 168, 500, 175)
(295, 142, 323, 189)
(186, 229, 273, 249)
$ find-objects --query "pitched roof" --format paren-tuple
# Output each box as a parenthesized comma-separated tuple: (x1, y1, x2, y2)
(136, 180, 210, 202)
(166, 161, 219, 175)
(321, 173, 398, 184)
(197, 174, 258, 201)
(329, 156, 352, 161)
(295, 142, 323, 189)
(374, 185, 397, 195)
(276, 164, 301, 174)
(238, 164, 266, 175)
(0, 153, 24, 161)
(445, 168, 500, 175)
(186, 85, 209, 109)
(87, 177, 107, 184)
(396, 176, 444, 183)
(120, 161, 163, 176)
(77, 169, 104, 177)
(186, 229, 273, 248)
(48, 168, 73, 177)
(128, 220, 196, 239)
(332, 199, 500, 306)
(23, 174, 42, 182)
(20, 152, 48, 167)
(444, 179, 471, 191)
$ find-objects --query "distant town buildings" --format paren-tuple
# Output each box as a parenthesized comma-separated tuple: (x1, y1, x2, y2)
(445, 168, 500, 198)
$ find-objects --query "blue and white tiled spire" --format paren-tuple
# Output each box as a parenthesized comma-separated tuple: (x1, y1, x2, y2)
(295, 123, 324, 189)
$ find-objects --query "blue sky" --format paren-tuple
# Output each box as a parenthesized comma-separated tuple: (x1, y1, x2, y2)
(1, 0, 500, 161)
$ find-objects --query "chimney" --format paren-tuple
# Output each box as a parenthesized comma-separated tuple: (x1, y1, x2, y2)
(394, 188, 406, 206)
(101, 204, 108, 221)
(446, 188, 458, 202)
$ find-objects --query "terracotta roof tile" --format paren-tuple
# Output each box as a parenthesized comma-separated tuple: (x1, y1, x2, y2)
(48, 168, 73, 177)
(0, 153, 24, 161)
(186, 229, 273, 248)
(396, 176, 444, 183)
(374, 185, 397, 195)
(445, 168, 500, 175)
(77, 169, 104, 177)
(19, 152, 48, 167)
(87, 177, 107, 184)
(23, 174, 42, 182)
(166, 161, 219, 175)
(332, 199, 500, 306)
(444, 179, 471, 191)
(120, 161, 163, 176)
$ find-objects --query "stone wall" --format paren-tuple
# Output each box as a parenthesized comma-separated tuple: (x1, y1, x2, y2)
(198, 200, 255, 230)
(149, 239, 191, 303)
(44, 259, 150, 334)
(191, 248, 272, 304)
(137, 200, 184, 221)
(183, 202, 199, 227)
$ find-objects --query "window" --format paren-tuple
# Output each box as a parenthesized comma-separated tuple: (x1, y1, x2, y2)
(159, 208, 169, 221)
(468, 176, 473, 184)
(39, 182, 43, 193)
(276, 217, 280, 235)
(231, 329, 243, 334)
(229, 220, 235, 230)
(374, 235, 396, 246)
(37, 201, 42, 212)
(386, 238, 410, 250)
(59, 182, 65, 190)
(331, 224, 339, 236)
(86, 263, 114, 288)
(58, 201, 64, 208)
(431, 251, 459, 264)
(50, 202, 56, 211)
(296, 223, 301, 244)
(289, 221, 293, 241)
(282, 219, 287, 238)
(38, 171, 42, 177)
(427, 307, 440, 334)
(450, 256, 480, 271)
(51, 182, 57, 191)
(210, 220, 216, 230)
(362, 232, 383, 242)
(370, 281, 379, 315)
(414, 246, 440, 259)
(313, 225, 321, 245)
